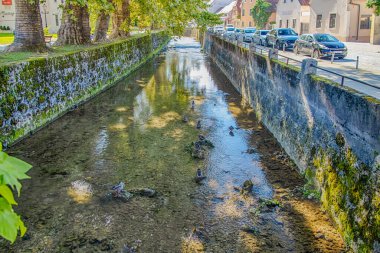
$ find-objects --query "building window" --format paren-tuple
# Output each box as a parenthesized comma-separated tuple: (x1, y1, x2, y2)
(279, 20, 282, 28)
(329, 13, 336, 28)
(249, 21, 252, 27)
(286, 19, 289, 28)
(316, 14, 322, 28)
(242, 21, 244, 27)
(360, 15, 371, 29)
(292, 19, 296, 28)
(284, 0, 286, 3)
(54, 14, 59, 26)
(242, 9, 245, 16)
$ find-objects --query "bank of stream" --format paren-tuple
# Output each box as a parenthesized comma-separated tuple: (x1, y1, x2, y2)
(2, 38, 347, 252)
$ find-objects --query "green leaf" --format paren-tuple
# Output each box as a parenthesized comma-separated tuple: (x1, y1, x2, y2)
(0, 185, 17, 205)
(0, 198, 19, 243)
(0, 151, 32, 195)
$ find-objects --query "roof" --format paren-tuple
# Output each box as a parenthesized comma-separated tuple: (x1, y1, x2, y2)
(217, 1, 237, 14)
(208, 0, 236, 13)
(298, 0, 310, 6)
(267, 0, 279, 12)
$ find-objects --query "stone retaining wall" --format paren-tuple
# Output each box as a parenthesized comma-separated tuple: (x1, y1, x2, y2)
(204, 33, 380, 252)
(0, 31, 169, 146)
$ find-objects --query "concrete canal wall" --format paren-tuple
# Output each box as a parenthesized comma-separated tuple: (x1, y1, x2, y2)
(204, 34, 380, 252)
(0, 31, 170, 146)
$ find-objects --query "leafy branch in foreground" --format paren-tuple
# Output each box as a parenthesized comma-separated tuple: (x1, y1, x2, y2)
(0, 144, 32, 243)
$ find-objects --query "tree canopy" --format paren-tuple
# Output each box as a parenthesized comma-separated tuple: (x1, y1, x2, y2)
(250, 0, 272, 29)
(367, 0, 380, 15)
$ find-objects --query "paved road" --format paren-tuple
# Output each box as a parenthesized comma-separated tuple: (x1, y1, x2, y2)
(245, 41, 380, 99)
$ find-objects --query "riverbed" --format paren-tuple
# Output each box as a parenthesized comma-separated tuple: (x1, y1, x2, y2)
(3, 37, 347, 253)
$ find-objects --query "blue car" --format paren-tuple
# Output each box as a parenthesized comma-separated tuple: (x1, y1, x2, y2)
(294, 33, 347, 59)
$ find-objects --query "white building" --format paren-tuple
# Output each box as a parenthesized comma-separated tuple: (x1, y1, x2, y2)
(0, 0, 63, 33)
(275, 0, 311, 34)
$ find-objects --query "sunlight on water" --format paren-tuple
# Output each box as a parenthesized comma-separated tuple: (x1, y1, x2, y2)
(67, 180, 93, 204)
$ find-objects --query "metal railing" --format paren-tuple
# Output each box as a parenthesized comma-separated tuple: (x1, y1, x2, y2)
(213, 33, 379, 90)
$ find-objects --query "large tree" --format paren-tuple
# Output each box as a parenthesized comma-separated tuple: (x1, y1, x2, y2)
(91, 0, 114, 42)
(6, 0, 47, 52)
(110, 0, 131, 39)
(55, 1, 91, 46)
(250, 0, 272, 29)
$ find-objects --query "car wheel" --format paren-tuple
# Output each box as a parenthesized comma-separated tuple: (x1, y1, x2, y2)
(312, 49, 320, 59)
(275, 41, 280, 49)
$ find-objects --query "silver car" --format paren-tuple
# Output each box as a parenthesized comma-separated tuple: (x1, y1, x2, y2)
(223, 27, 236, 39)
(252, 30, 270, 46)
(241, 27, 256, 43)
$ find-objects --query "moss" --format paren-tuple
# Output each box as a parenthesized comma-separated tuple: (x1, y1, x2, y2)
(38, 96, 46, 104)
(335, 133, 345, 148)
(312, 147, 379, 251)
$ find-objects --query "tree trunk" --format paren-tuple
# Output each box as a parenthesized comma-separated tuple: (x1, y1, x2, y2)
(110, 0, 130, 39)
(93, 12, 111, 42)
(6, 0, 47, 52)
(55, 3, 91, 46)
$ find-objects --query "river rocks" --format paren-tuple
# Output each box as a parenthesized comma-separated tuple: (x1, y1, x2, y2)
(242, 180, 254, 193)
(195, 168, 206, 184)
(129, 188, 157, 198)
(240, 224, 259, 235)
(246, 148, 256, 154)
(196, 120, 201, 129)
(258, 198, 281, 212)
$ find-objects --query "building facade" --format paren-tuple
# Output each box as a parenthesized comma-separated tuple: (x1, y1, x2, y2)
(0, 0, 63, 33)
(275, 0, 310, 34)
(227, 0, 278, 28)
(309, 0, 375, 42)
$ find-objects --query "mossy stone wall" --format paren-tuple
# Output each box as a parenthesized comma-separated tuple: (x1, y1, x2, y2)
(204, 33, 380, 252)
(0, 31, 170, 146)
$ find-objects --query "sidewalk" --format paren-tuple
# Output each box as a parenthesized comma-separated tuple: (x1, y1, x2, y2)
(279, 46, 380, 99)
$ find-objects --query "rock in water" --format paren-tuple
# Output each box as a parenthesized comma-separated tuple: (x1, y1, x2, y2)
(182, 115, 189, 123)
(191, 100, 195, 110)
(129, 188, 157, 197)
(229, 130, 234, 136)
(242, 180, 254, 193)
(241, 224, 259, 235)
(196, 120, 201, 129)
(229, 126, 234, 131)
(246, 148, 255, 154)
(195, 168, 206, 183)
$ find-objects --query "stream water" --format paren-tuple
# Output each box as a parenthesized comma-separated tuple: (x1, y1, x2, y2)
(3, 38, 347, 253)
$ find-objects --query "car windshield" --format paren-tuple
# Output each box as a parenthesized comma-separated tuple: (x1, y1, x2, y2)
(314, 34, 339, 42)
(227, 28, 235, 31)
(245, 29, 255, 33)
(261, 31, 269, 35)
(277, 29, 297, 36)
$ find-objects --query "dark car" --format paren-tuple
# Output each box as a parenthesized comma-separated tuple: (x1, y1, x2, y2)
(294, 33, 347, 59)
(266, 28, 298, 49)
(252, 30, 270, 46)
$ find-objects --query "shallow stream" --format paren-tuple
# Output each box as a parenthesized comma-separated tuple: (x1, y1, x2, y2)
(3, 38, 346, 253)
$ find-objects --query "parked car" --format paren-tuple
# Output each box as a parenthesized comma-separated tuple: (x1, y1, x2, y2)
(234, 28, 243, 40)
(240, 27, 256, 43)
(266, 28, 298, 49)
(223, 26, 236, 39)
(213, 26, 224, 34)
(252, 30, 270, 46)
(294, 33, 348, 59)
